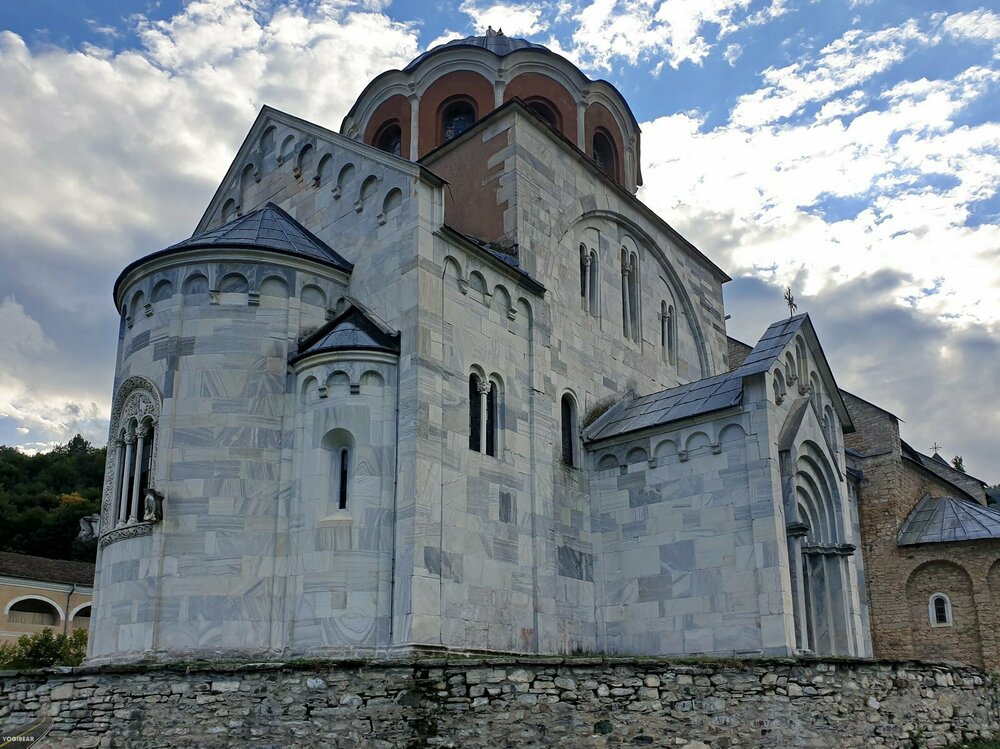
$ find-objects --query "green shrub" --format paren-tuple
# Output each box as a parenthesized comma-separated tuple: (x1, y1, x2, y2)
(0, 627, 87, 669)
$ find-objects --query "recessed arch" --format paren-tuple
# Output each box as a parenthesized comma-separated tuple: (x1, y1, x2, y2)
(151, 279, 174, 303)
(221, 198, 237, 223)
(653, 439, 678, 460)
(382, 187, 403, 215)
(182, 273, 209, 297)
(439, 96, 477, 144)
(685, 431, 711, 453)
(625, 447, 648, 465)
(360, 370, 385, 388)
(301, 284, 327, 308)
(719, 423, 747, 444)
(279, 134, 296, 164)
(597, 454, 619, 471)
(260, 276, 289, 297)
(315, 153, 334, 187)
(259, 125, 276, 157)
(5, 595, 65, 623)
(219, 272, 249, 294)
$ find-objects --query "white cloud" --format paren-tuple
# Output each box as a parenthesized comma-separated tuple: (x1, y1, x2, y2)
(0, 0, 421, 451)
(723, 42, 743, 66)
(424, 29, 466, 51)
(459, 1, 549, 36)
(568, 0, 788, 70)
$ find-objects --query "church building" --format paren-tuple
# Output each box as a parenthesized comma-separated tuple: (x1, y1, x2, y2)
(88, 30, 876, 663)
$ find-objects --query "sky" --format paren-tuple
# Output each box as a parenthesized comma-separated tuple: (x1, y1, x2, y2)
(0, 0, 997, 482)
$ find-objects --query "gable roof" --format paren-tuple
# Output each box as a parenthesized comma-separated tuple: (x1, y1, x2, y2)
(195, 105, 446, 237)
(290, 301, 399, 363)
(583, 314, 852, 443)
(0, 552, 95, 587)
(901, 440, 986, 500)
(115, 203, 352, 302)
(897, 494, 1000, 546)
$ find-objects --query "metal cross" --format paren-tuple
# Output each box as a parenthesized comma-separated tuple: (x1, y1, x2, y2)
(931, 442, 942, 453)
(783, 287, 798, 317)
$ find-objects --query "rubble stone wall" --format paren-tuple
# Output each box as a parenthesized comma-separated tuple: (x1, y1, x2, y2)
(1, 657, 997, 749)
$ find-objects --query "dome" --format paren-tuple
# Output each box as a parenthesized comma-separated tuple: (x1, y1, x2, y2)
(404, 28, 548, 71)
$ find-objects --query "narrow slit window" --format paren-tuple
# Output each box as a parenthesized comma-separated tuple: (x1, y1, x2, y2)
(561, 394, 577, 467)
(338, 449, 349, 510)
(469, 374, 482, 452)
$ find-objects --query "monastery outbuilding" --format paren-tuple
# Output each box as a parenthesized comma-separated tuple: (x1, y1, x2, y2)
(87, 30, 998, 668)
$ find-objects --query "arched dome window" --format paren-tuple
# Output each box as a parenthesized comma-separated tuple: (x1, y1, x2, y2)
(526, 98, 560, 130)
(592, 129, 618, 180)
(374, 120, 402, 157)
(441, 99, 476, 143)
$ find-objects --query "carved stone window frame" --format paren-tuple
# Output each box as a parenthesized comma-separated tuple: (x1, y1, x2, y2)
(99, 376, 162, 548)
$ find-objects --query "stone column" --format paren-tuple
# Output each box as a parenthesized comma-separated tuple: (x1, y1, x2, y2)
(118, 435, 135, 527)
(110, 438, 125, 530)
(582, 253, 592, 312)
(408, 90, 420, 160)
(622, 261, 632, 340)
(478, 380, 489, 454)
(128, 425, 147, 524)
(786, 522, 810, 651)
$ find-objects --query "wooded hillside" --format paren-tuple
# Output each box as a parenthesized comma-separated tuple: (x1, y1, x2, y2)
(0, 435, 104, 562)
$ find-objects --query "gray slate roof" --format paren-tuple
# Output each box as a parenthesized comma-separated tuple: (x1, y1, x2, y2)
(897, 495, 1000, 546)
(0, 552, 95, 586)
(405, 32, 546, 71)
(583, 315, 808, 442)
(166, 203, 353, 272)
(291, 302, 399, 362)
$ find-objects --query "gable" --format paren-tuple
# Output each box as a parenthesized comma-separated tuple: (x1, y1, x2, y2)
(194, 105, 444, 237)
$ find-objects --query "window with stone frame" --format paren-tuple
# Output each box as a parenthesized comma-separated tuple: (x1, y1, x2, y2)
(929, 593, 953, 627)
(561, 393, 578, 467)
(101, 377, 162, 544)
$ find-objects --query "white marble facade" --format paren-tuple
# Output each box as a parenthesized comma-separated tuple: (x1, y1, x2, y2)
(89, 51, 872, 663)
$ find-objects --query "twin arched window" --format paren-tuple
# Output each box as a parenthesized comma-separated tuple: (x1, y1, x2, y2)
(469, 371, 501, 457)
(106, 379, 161, 533)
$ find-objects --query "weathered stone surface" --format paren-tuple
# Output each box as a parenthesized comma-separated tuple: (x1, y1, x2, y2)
(1, 657, 997, 748)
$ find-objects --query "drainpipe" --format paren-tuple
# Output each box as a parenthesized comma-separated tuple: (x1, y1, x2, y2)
(64, 583, 77, 635)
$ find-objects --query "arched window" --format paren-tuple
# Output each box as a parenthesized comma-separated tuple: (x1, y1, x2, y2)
(588, 251, 599, 316)
(620, 249, 639, 342)
(469, 371, 501, 457)
(442, 99, 476, 143)
(929, 593, 953, 627)
(103, 377, 162, 541)
(374, 120, 402, 157)
(321, 429, 354, 516)
(338, 448, 350, 510)
(469, 372, 483, 452)
(580, 244, 588, 302)
(592, 129, 618, 180)
(486, 382, 498, 458)
(561, 394, 578, 467)
(7, 597, 60, 626)
(526, 99, 560, 130)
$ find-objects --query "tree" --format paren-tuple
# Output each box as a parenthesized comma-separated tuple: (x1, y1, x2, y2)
(952, 455, 966, 473)
(0, 435, 105, 562)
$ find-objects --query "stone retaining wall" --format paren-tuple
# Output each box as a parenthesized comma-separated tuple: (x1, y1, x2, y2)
(2, 657, 998, 748)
